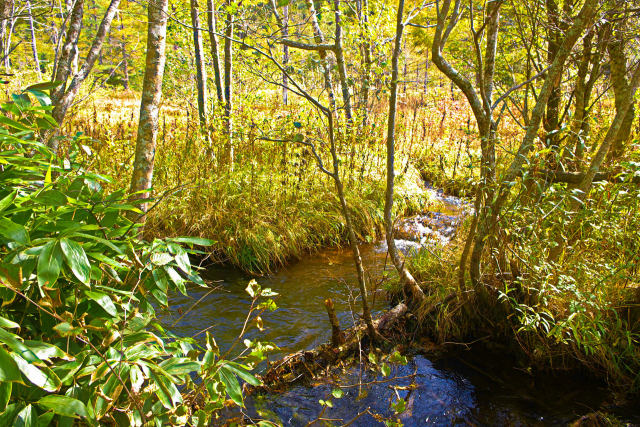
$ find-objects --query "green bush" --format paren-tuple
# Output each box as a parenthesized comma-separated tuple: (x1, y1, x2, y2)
(0, 85, 276, 425)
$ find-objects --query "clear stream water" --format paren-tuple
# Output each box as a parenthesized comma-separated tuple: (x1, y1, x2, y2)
(160, 188, 637, 426)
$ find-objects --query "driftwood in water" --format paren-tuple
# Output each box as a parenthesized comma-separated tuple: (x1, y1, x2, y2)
(256, 302, 409, 391)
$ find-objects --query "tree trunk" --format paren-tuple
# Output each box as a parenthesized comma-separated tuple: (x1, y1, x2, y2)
(333, 0, 352, 121)
(1, 0, 14, 72)
(129, 0, 169, 214)
(282, 5, 289, 105)
(360, 0, 372, 125)
(206, 0, 224, 104)
(48, 0, 121, 151)
(119, 13, 129, 89)
(327, 113, 381, 342)
(384, 0, 425, 304)
(606, 20, 635, 162)
(190, 0, 208, 130)
(26, 0, 40, 78)
(305, 0, 336, 109)
(223, 0, 234, 168)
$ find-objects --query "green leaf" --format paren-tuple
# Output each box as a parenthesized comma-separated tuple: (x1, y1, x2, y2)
(36, 411, 54, 427)
(25, 81, 62, 92)
(0, 316, 20, 330)
(151, 253, 173, 266)
(25, 89, 51, 107)
(129, 364, 144, 393)
(0, 403, 22, 425)
(60, 239, 91, 285)
(37, 241, 62, 288)
(34, 190, 67, 207)
(168, 237, 215, 246)
(0, 382, 11, 412)
(37, 395, 87, 419)
(160, 358, 200, 376)
(0, 218, 29, 245)
(23, 341, 73, 362)
(84, 291, 117, 317)
(218, 364, 243, 406)
(149, 370, 181, 409)
(331, 388, 343, 399)
(0, 347, 22, 382)
(12, 353, 61, 392)
(0, 190, 17, 214)
(380, 362, 390, 377)
(0, 328, 40, 363)
(224, 362, 260, 386)
(14, 404, 37, 427)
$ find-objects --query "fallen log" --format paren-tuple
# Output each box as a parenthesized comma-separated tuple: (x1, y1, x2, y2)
(254, 302, 409, 391)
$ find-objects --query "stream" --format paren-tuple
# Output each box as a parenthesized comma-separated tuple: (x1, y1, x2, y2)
(159, 187, 635, 426)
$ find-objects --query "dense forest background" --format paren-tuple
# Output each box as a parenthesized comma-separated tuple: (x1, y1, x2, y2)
(0, 0, 639, 424)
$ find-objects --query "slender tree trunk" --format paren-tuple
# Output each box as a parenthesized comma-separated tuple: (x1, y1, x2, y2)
(282, 5, 289, 105)
(48, 0, 121, 150)
(190, 0, 208, 130)
(223, 0, 234, 168)
(119, 13, 129, 89)
(51, 0, 84, 104)
(0, 0, 11, 68)
(360, 0, 372, 125)
(305, 0, 336, 109)
(333, 0, 352, 121)
(129, 0, 169, 215)
(206, 0, 224, 104)
(1, 0, 14, 72)
(26, 0, 40, 78)
(606, 21, 635, 162)
(384, 0, 425, 303)
(327, 113, 381, 342)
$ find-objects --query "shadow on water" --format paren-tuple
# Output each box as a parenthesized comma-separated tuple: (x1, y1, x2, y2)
(159, 187, 637, 425)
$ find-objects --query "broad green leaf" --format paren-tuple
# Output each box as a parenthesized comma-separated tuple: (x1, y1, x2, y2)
(84, 291, 117, 317)
(149, 370, 182, 409)
(0, 316, 20, 329)
(60, 239, 91, 285)
(166, 267, 186, 294)
(380, 362, 390, 377)
(14, 404, 37, 427)
(129, 364, 144, 393)
(37, 395, 87, 419)
(218, 364, 243, 406)
(12, 353, 61, 392)
(25, 81, 62, 92)
(168, 237, 215, 246)
(37, 241, 62, 288)
(23, 341, 73, 362)
(0, 347, 22, 382)
(160, 358, 200, 376)
(151, 253, 173, 266)
(34, 190, 67, 207)
(0, 328, 40, 363)
(0, 403, 22, 425)
(0, 218, 29, 245)
(0, 382, 11, 412)
(0, 190, 16, 214)
(224, 362, 261, 386)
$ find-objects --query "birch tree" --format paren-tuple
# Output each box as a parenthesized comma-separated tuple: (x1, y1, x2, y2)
(130, 0, 169, 214)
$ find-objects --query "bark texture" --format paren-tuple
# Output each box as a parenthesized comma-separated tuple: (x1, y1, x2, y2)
(129, 0, 169, 214)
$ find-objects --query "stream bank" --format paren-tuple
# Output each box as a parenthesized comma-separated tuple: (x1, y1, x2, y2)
(160, 186, 638, 425)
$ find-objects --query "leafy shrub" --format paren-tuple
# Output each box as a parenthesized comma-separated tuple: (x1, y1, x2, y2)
(0, 85, 276, 425)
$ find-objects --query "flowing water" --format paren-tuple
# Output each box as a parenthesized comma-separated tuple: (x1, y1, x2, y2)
(160, 188, 635, 426)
